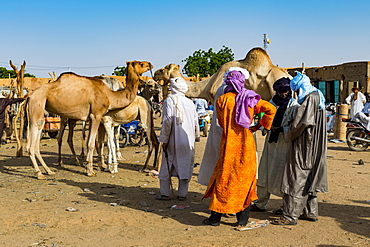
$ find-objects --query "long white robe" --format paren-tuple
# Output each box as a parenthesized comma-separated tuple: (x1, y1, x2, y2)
(158, 96, 200, 180)
(257, 98, 300, 196)
(197, 85, 226, 186)
(346, 92, 366, 118)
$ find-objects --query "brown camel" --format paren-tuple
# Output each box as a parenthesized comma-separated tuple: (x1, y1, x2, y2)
(153, 47, 291, 103)
(26, 60, 153, 179)
(57, 77, 159, 173)
(96, 95, 159, 173)
(57, 76, 126, 167)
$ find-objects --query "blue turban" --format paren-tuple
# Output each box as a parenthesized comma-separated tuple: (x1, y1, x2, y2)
(290, 72, 325, 110)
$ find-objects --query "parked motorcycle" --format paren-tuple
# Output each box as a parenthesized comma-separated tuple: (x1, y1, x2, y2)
(342, 118, 370, 151)
(119, 120, 146, 147)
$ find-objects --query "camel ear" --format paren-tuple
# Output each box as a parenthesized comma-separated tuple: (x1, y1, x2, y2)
(176, 65, 180, 70)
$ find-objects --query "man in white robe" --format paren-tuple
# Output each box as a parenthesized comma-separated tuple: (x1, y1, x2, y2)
(346, 87, 366, 119)
(353, 92, 370, 130)
(157, 77, 200, 201)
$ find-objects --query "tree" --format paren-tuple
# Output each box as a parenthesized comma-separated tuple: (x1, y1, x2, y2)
(182, 45, 234, 77)
(0, 67, 35, 78)
(112, 66, 127, 76)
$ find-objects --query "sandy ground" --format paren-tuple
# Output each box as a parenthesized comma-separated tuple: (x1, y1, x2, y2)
(0, 119, 369, 247)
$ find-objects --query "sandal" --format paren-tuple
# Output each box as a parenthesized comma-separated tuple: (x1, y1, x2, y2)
(235, 220, 270, 231)
(202, 218, 220, 226)
(177, 196, 186, 201)
(299, 214, 318, 222)
(156, 195, 171, 201)
(271, 217, 297, 225)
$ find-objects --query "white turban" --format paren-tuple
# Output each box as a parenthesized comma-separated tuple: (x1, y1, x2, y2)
(168, 77, 188, 124)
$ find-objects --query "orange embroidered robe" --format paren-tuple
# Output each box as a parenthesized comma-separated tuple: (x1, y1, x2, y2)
(203, 92, 276, 213)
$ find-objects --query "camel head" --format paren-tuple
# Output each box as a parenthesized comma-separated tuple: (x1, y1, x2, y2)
(146, 79, 162, 95)
(153, 63, 182, 82)
(126, 60, 153, 76)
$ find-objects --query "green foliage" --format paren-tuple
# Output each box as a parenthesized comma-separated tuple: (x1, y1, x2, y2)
(0, 67, 35, 78)
(182, 45, 234, 77)
(112, 66, 127, 76)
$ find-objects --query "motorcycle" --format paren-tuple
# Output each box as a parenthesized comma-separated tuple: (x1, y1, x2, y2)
(342, 118, 370, 151)
(119, 120, 147, 147)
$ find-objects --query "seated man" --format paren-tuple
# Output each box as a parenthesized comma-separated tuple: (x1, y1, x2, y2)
(353, 92, 370, 130)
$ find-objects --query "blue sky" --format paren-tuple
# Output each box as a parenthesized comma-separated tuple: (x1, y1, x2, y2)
(1, 0, 369, 78)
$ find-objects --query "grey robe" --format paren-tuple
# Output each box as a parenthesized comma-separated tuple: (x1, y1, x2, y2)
(281, 91, 328, 197)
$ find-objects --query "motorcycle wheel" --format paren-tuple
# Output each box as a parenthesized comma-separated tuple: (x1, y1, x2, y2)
(347, 129, 369, 151)
(119, 126, 129, 147)
(48, 131, 59, 139)
(129, 127, 146, 146)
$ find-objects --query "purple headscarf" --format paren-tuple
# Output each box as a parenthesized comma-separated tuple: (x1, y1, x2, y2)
(224, 70, 261, 128)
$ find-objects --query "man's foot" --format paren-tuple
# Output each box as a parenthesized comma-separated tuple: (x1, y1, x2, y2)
(177, 196, 186, 201)
(250, 204, 266, 212)
(298, 214, 318, 222)
(271, 217, 297, 225)
(272, 208, 283, 215)
(223, 213, 236, 218)
(202, 218, 220, 226)
(156, 195, 171, 201)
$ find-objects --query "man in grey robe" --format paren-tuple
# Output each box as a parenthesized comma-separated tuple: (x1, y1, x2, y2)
(272, 72, 328, 225)
(252, 78, 299, 212)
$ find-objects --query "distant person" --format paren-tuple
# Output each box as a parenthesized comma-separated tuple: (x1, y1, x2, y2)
(346, 87, 366, 119)
(272, 72, 328, 226)
(0, 95, 25, 145)
(193, 98, 208, 116)
(353, 92, 370, 130)
(157, 77, 200, 201)
(202, 68, 276, 231)
(251, 77, 299, 213)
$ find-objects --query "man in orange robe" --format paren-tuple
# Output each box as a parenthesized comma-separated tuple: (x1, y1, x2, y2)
(202, 68, 276, 230)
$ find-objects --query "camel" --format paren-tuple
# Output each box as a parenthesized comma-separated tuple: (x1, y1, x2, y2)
(153, 47, 291, 103)
(26, 60, 153, 179)
(57, 76, 159, 173)
(96, 95, 159, 173)
(139, 79, 162, 102)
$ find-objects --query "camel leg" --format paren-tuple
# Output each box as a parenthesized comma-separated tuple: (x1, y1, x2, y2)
(114, 126, 123, 160)
(85, 117, 100, 177)
(57, 118, 68, 167)
(29, 122, 55, 179)
(66, 119, 82, 166)
(79, 121, 86, 160)
(96, 124, 108, 171)
(102, 121, 118, 173)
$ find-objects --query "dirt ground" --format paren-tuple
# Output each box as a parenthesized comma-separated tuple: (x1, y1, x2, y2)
(0, 118, 369, 247)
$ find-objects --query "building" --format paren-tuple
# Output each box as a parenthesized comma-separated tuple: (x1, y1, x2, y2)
(287, 61, 370, 103)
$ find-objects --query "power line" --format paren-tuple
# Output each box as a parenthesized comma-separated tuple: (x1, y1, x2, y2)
(0, 61, 123, 71)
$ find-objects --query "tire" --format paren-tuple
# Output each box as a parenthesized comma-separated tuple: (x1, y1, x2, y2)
(48, 131, 59, 139)
(346, 129, 369, 151)
(129, 127, 145, 146)
(119, 126, 129, 147)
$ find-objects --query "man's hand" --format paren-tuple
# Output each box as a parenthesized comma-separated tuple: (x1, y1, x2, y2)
(249, 123, 261, 133)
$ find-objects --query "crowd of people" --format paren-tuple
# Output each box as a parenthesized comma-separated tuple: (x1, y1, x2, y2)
(156, 67, 329, 231)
